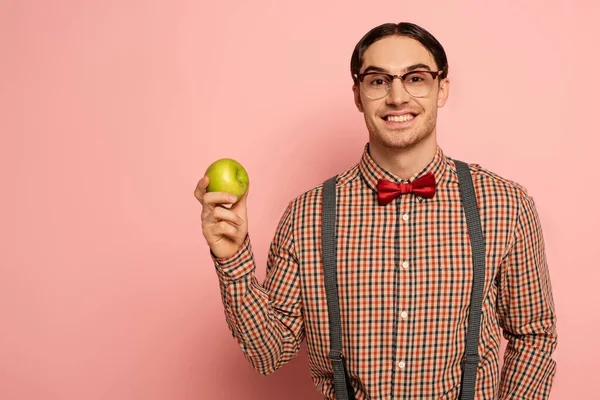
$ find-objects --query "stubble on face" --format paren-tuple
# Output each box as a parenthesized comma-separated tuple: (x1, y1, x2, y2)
(364, 103, 438, 152)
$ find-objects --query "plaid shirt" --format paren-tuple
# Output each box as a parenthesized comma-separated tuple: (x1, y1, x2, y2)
(213, 144, 557, 399)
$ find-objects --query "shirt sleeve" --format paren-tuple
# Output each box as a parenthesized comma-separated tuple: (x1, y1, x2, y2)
(497, 192, 558, 399)
(211, 201, 304, 375)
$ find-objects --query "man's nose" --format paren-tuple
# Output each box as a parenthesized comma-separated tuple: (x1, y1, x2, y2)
(386, 78, 411, 105)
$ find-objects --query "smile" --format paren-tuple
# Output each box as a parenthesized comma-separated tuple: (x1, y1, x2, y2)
(385, 115, 415, 122)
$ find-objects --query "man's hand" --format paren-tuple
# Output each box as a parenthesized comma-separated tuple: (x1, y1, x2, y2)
(194, 176, 249, 259)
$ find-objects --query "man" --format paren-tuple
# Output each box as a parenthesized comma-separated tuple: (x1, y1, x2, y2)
(194, 22, 557, 399)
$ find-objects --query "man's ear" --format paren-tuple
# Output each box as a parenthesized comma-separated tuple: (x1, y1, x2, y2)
(353, 84, 364, 112)
(437, 78, 450, 108)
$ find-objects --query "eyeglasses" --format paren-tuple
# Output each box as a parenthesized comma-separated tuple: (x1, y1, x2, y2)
(355, 70, 444, 100)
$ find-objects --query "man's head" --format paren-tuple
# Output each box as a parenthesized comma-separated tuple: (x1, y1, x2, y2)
(351, 23, 450, 152)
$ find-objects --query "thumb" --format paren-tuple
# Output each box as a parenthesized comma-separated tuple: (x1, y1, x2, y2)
(232, 183, 249, 215)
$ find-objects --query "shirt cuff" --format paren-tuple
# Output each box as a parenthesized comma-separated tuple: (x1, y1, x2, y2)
(211, 235, 255, 281)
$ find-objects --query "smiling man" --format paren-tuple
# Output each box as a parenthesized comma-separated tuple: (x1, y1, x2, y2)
(194, 22, 557, 399)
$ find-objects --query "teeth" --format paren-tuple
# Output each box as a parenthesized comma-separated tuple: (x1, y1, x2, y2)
(386, 114, 415, 123)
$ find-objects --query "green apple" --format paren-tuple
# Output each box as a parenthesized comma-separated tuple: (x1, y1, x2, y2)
(205, 158, 249, 200)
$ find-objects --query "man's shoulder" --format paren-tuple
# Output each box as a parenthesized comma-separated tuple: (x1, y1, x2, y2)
(457, 159, 531, 203)
(288, 163, 361, 211)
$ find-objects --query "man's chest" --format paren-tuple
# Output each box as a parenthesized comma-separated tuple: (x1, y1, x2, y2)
(295, 188, 514, 326)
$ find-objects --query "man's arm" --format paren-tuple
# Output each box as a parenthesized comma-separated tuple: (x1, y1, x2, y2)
(212, 202, 304, 375)
(497, 192, 558, 399)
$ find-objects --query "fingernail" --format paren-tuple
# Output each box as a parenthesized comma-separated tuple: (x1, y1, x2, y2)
(230, 195, 238, 203)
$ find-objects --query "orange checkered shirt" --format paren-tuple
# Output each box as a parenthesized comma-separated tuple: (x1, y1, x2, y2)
(212, 144, 557, 399)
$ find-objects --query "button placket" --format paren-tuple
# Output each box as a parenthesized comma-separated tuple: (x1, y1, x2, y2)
(394, 191, 412, 380)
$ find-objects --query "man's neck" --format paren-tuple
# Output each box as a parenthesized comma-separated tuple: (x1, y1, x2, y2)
(369, 135, 438, 180)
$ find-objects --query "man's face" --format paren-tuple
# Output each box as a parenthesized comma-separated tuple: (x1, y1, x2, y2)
(353, 36, 450, 151)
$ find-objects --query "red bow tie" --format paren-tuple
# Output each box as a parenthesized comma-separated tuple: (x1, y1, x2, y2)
(377, 172, 437, 205)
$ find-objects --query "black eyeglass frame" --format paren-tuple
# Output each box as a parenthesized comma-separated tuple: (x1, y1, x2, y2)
(354, 70, 444, 99)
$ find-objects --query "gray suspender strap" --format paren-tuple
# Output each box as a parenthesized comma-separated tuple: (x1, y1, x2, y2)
(322, 175, 356, 400)
(454, 160, 485, 400)
(321, 160, 484, 400)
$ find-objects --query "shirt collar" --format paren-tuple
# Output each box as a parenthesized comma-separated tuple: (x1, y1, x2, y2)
(358, 143, 448, 202)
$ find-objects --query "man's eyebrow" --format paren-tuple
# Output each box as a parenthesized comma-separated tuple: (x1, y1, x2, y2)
(360, 63, 433, 74)
(361, 65, 388, 74)
(405, 63, 432, 72)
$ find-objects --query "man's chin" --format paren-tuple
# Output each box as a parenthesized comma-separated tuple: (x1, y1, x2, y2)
(371, 129, 429, 151)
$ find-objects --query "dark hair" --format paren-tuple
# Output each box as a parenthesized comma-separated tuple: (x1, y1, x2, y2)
(350, 22, 449, 84)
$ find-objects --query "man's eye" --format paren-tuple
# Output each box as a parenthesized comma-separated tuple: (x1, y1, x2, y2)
(367, 75, 390, 86)
(404, 72, 430, 84)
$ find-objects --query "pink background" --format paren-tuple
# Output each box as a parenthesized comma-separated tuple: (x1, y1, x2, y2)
(1, 0, 598, 399)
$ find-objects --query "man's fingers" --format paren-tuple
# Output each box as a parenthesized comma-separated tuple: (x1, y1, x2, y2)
(201, 194, 236, 220)
(212, 221, 238, 238)
(212, 206, 244, 226)
(202, 191, 238, 206)
(231, 184, 249, 214)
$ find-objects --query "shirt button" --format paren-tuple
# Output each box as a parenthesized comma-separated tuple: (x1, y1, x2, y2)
(402, 261, 409, 269)
(397, 361, 406, 369)
(402, 214, 409, 221)
(401, 311, 408, 319)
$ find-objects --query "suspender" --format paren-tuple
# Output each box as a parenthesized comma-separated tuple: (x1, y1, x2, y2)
(321, 159, 485, 400)
(455, 159, 486, 400)
(322, 175, 356, 400)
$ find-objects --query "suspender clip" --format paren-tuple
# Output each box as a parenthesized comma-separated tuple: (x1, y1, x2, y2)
(329, 350, 345, 361)
(461, 353, 480, 369)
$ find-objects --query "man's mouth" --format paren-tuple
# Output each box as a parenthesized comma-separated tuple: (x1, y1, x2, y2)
(384, 114, 416, 123)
